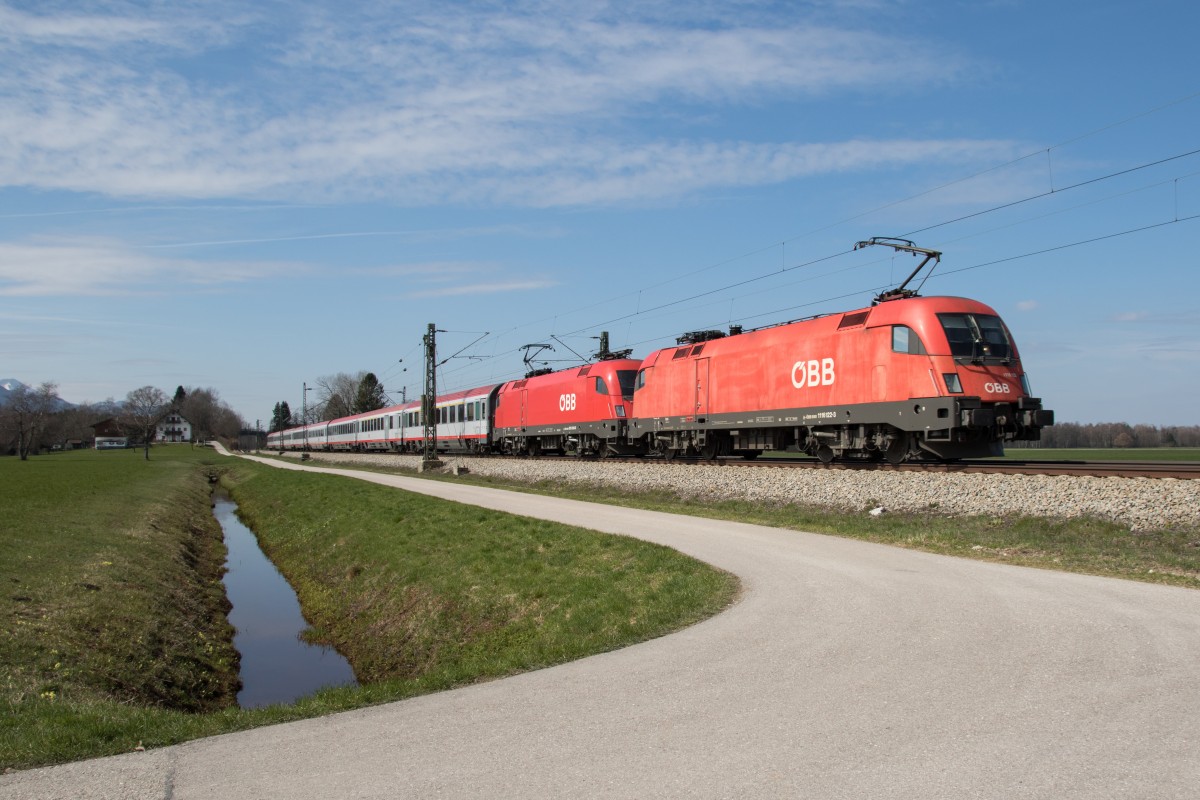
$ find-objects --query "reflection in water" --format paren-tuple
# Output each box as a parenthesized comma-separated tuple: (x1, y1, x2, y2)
(214, 491, 357, 708)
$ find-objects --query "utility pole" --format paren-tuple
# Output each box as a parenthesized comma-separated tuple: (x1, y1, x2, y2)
(421, 323, 442, 469)
(302, 382, 311, 450)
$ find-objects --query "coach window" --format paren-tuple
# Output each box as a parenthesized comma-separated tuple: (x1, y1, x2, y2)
(892, 325, 927, 355)
(595, 377, 608, 395)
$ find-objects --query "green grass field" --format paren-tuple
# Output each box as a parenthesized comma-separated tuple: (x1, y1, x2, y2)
(0, 447, 737, 771)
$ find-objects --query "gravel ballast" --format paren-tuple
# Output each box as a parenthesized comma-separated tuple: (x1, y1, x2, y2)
(279, 452, 1200, 533)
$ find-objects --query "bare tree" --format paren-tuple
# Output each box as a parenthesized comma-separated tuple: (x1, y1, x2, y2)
(314, 372, 363, 421)
(3, 382, 61, 460)
(124, 386, 168, 460)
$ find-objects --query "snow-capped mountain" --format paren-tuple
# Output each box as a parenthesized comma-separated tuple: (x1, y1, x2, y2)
(0, 379, 77, 411)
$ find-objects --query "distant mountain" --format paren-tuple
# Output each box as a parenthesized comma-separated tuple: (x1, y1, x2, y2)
(0, 379, 77, 411)
(0, 378, 28, 405)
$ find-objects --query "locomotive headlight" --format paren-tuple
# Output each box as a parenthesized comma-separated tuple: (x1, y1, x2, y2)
(943, 373, 963, 393)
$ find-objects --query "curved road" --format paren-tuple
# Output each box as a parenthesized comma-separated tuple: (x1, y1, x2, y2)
(5, 454, 1199, 799)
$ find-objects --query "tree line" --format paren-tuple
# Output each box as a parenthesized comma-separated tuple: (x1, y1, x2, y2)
(1, 382, 246, 460)
(269, 371, 387, 431)
(1010, 422, 1200, 449)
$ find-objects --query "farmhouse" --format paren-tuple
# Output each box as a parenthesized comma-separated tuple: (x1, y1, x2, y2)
(156, 412, 193, 443)
(91, 418, 128, 450)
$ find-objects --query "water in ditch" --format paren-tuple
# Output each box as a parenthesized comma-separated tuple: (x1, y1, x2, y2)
(214, 490, 357, 708)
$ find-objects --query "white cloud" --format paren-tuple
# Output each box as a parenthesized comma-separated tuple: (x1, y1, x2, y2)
(0, 238, 298, 297)
(0, 2, 1000, 206)
(407, 280, 559, 299)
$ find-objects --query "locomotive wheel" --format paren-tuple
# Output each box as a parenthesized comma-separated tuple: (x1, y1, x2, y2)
(885, 434, 909, 465)
(663, 447, 679, 462)
(816, 444, 834, 464)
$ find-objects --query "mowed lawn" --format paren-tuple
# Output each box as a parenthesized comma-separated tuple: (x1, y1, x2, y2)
(0, 447, 738, 771)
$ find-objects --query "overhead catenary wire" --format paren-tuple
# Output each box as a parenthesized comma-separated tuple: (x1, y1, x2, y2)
(513, 145, 1200, 366)
(408, 94, 1200, 395)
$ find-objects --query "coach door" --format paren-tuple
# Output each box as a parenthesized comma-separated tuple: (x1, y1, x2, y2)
(694, 358, 710, 420)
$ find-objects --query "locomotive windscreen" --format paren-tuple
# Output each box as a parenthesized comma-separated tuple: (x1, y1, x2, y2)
(616, 370, 637, 401)
(938, 313, 1013, 360)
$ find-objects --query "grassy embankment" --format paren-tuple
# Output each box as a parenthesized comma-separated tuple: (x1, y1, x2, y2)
(302, 451, 1200, 589)
(0, 447, 737, 771)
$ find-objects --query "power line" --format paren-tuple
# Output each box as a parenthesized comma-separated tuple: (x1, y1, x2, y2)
(540, 147, 1200, 349)
(411, 95, 1200, 392)
(901, 147, 1200, 239)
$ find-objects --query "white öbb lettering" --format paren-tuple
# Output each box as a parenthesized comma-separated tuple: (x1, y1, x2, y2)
(983, 382, 1011, 394)
(559, 393, 577, 411)
(791, 358, 835, 389)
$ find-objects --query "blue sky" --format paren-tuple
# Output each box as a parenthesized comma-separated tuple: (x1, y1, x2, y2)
(2, 0, 1198, 427)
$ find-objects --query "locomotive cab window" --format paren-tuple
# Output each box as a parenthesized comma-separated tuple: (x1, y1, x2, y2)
(634, 368, 649, 392)
(616, 370, 637, 401)
(938, 313, 1013, 361)
(595, 377, 608, 395)
(892, 325, 928, 355)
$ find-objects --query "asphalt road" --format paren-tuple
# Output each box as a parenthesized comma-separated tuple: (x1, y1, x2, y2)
(5, 454, 1199, 799)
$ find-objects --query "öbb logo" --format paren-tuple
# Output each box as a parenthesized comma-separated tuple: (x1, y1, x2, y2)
(791, 358, 835, 389)
(559, 393, 577, 411)
(984, 382, 1011, 394)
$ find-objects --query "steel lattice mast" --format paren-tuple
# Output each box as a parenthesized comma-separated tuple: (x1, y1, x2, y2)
(421, 323, 440, 466)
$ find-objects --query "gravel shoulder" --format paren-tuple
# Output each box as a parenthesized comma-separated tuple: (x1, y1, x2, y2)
(290, 452, 1200, 532)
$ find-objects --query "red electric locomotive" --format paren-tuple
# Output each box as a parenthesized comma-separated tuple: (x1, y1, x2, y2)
(627, 240, 1053, 462)
(492, 358, 643, 456)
